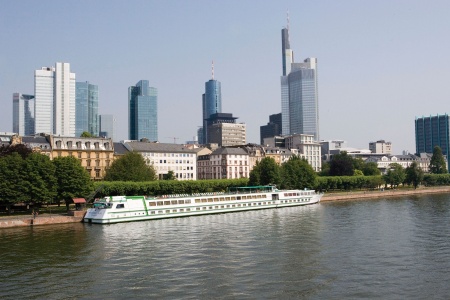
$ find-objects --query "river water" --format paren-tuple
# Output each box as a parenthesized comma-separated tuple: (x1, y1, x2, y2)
(1, 193, 450, 299)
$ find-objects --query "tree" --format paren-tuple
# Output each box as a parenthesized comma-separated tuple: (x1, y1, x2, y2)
(329, 151, 354, 176)
(80, 131, 93, 138)
(248, 161, 261, 186)
(319, 162, 330, 176)
(105, 151, 157, 181)
(163, 170, 176, 180)
(429, 146, 447, 174)
(280, 156, 317, 189)
(405, 161, 424, 189)
(354, 169, 364, 176)
(0, 153, 29, 210)
(26, 153, 57, 204)
(362, 162, 381, 176)
(248, 157, 280, 186)
(53, 156, 93, 209)
(383, 163, 406, 188)
(0, 144, 33, 159)
(353, 158, 365, 172)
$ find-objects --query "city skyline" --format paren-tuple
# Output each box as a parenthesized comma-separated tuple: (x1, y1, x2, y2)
(2, 1, 450, 152)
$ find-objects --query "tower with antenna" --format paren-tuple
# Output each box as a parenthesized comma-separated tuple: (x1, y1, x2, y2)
(200, 61, 222, 144)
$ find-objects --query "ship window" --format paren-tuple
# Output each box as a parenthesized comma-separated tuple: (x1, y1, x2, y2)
(171, 200, 177, 205)
(186, 208, 191, 211)
(241, 196, 246, 200)
(185, 200, 191, 204)
(158, 210, 163, 214)
(219, 197, 225, 201)
(236, 196, 241, 200)
(225, 197, 230, 201)
(166, 210, 170, 213)
(215, 206, 219, 209)
(202, 199, 207, 203)
(252, 195, 257, 199)
(164, 201, 170, 205)
(237, 204, 241, 207)
(221, 206, 225, 208)
(116, 204, 124, 209)
(208, 198, 213, 202)
(230, 196, 236, 200)
(242, 204, 246, 207)
(151, 211, 155, 214)
(226, 205, 230, 208)
(157, 201, 163, 206)
(180, 209, 184, 212)
(195, 199, 201, 203)
(179, 200, 185, 204)
(172, 209, 177, 213)
(202, 207, 207, 210)
(149, 202, 156, 206)
(232, 205, 235, 207)
(209, 207, 213, 210)
(196, 208, 200, 211)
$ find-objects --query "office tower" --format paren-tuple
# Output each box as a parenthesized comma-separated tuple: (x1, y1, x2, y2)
(280, 19, 319, 140)
(415, 115, 450, 166)
(12, 93, 35, 135)
(99, 114, 115, 140)
(206, 113, 245, 147)
(288, 58, 319, 140)
(128, 80, 158, 141)
(202, 62, 222, 144)
(34, 62, 76, 136)
(260, 113, 282, 145)
(76, 81, 98, 137)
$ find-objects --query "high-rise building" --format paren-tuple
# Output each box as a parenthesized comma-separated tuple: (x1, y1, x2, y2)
(12, 93, 35, 136)
(99, 114, 115, 140)
(206, 113, 245, 147)
(415, 114, 450, 168)
(369, 140, 392, 154)
(128, 80, 158, 141)
(34, 62, 76, 136)
(280, 19, 319, 140)
(201, 62, 222, 144)
(75, 81, 98, 137)
(260, 113, 282, 145)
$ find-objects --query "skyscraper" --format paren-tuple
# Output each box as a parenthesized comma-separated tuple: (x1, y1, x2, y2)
(415, 114, 450, 161)
(76, 81, 98, 137)
(99, 114, 115, 140)
(34, 62, 76, 136)
(128, 80, 158, 141)
(280, 18, 319, 140)
(12, 93, 35, 136)
(201, 62, 222, 144)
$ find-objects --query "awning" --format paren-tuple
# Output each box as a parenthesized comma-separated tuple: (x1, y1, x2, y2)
(73, 198, 86, 204)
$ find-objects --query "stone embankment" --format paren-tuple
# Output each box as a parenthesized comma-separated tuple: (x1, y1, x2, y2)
(0, 213, 85, 229)
(321, 186, 450, 202)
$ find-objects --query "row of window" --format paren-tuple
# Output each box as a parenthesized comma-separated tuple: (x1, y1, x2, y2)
(149, 202, 269, 214)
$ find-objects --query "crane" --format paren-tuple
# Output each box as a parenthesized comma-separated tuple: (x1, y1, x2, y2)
(166, 137, 179, 144)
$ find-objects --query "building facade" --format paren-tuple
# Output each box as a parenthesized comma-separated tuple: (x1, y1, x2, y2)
(369, 140, 392, 154)
(99, 114, 114, 140)
(34, 63, 76, 136)
(415, 114, 450, 156)
(12, 93, 35, 136)
(209, 123, 246, 147)
(128, 80, 158, 141)
(75, 81, 98, 137)
(202, 77, 222, 144)
(260, 113, 282, 145)
(209, 147, 249, 179)
(284, 134, 321, 172)
(123, 141, 197, 180)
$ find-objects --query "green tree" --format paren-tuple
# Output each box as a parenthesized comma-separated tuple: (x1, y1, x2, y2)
(105, 152, 157, 181)
(0, 144, 33, 159)
(163, 170, 176, 180)
(53, 156, 93, 209)
(353, 158, 365, 172)
(26, 153, 57, 204)
(248, 161, 261, 186)
(319, 161, 330, 176)
(405, 161, 424, 189)
(383, 163, 406, 188)
(329, 151, 354, 176)
(354, 169, 364, 176)
(80, 131, 93, 137)
(362, 162, 381, 176)
(280, 156, 317, 189)
(0, 153, 29, 210)
(429, 146, 447, 174)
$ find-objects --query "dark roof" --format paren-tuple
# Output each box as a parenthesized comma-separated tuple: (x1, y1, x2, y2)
(211, 147, 248, 155)
(125, 141, 197, 153)
(113, 142, 129, 155)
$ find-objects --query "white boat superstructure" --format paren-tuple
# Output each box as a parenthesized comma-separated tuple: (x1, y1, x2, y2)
(83, 185, 322, 224)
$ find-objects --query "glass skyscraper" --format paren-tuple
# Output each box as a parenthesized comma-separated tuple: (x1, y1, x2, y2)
(415, 114, 450, 162)
(12, 93, 35, 136)
(202, 79, 222, 144)
(75, 81, 98, 137)
(128, 80, 158, 141)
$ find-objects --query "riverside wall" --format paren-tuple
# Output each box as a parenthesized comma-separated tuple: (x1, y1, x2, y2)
(0, 214, 84, 229)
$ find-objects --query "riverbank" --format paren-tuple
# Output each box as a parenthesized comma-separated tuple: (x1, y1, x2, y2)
(1, 186, 450, 228)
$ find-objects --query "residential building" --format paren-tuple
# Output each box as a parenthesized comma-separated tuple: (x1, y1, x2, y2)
(99, 114, 115, 140)
(365, 154, 439, 174)
(12, 93, 35, 136)
(284, 134, 321, 172)
(209, 147, 249, 179)
(202, 65, 222, 144)
(415, 115, 450, 170)
(34, 63, 76, 136)
(263, 136, 286, 148)
(123, 141, 197, 180)
(260, 113, 282, 145)
(369, 140, 392, 154)
(264, 146, 293, 165)
(75, 81, 98, 137)
(128, 80, 158, 141)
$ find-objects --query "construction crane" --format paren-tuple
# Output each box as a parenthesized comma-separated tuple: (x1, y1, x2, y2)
(166, 137, 179, 144)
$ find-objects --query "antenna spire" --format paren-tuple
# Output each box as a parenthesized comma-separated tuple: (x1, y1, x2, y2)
(287, 9, 290, 31)
(212, 60, 215, 80)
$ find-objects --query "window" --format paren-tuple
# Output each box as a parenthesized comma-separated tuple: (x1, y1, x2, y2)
(95, 170, 100, 177)
(116, 204, 124, 209)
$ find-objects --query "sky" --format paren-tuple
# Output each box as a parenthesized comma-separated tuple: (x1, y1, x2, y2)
(1, 0, 450, 153)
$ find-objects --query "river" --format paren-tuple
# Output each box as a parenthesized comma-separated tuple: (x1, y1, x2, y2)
(1, 193, 450, 299)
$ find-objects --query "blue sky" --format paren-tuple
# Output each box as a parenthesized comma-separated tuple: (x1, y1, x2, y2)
(1, 0, 450, 153)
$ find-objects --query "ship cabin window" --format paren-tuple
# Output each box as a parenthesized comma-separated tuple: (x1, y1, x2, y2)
(195, 199, 201, 203)
(230, 196, 236, 200)
(202, 207, 207, 210)
(225, 197, 230, 201)
(208, 198, 213, 202)
(180, 209, 184, 212)
(151, 211, 156, 214)
(209, 207, 213, 210)
(171, 200, 177, 205)
(241, 196, 246, 200)
(179, 200, 185, 204)
(215, 206, 219, 209)
(185, 200, 191, 204)
(149, 202, 156, 206)
(196, 208, 200, 211)
(158, 210, 163, 214)
(166, 210, 170, 213)
(236, 196, 241, 200)
(157, 201, 163, 206)
(116, 204, 125, 209)
(202, 199, 207, 203)
(164, 201, 170, 205)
